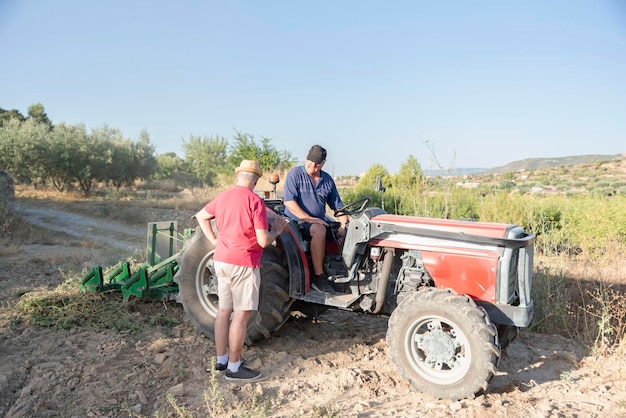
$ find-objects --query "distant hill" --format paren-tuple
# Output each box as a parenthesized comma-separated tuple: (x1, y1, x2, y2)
(342, 153, 626, 196)
(424, 153, 624, 177)
(483, 153, 624, 175)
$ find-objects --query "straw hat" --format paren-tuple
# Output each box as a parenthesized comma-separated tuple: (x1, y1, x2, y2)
(235, 160, 262, 177)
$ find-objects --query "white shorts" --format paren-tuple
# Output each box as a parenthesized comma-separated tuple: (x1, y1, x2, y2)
(213, 261, 260, 311)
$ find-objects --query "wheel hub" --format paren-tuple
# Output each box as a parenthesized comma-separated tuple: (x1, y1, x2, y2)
(416, 322, 461, 369)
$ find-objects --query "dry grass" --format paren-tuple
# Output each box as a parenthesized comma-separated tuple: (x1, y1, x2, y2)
(0, 243, 21, 257)
(13, 285, 179, 332)
(532, 244, 626, 354)
(1, 203, 60, 246)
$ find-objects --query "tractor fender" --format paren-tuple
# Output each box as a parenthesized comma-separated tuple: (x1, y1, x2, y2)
(274, 217, 309, 297)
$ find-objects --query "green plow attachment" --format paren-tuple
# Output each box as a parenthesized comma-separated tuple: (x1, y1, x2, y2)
(80, 221, 189, 301)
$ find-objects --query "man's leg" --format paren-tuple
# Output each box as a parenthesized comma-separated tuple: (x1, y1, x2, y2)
(214, 261, 233, 365)
(228, 310, 252, 363)
(224, 266, 264, 381)
(309, 223, 326, 275)
(215, 307, 232, 358)
(225, 308, 263, 381)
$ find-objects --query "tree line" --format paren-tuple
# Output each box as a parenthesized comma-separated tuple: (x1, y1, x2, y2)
(0, 103, 297, 195)
(1, 103, 435, 217)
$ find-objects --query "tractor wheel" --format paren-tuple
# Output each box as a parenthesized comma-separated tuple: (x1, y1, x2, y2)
(245, 245, 293, 345)
(175, 228, 218, 338)
(175, 228, 293, 345)
(386, 288, 500, 400)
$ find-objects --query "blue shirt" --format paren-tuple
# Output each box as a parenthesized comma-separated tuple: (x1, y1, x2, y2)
(283, 165, 344, 220)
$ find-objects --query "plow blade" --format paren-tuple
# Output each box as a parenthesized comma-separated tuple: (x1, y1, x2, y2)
(79, 256, 179, 301)
(80, 221, 188, 301)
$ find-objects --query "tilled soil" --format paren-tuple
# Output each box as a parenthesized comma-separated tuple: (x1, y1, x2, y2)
(0, 200, 625, 417)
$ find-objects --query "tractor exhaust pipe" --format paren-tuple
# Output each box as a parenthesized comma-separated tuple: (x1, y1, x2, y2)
(374, 248, 394, 314)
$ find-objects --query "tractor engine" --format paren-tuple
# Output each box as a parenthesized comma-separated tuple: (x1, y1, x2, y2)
(394, 250, 434, 306)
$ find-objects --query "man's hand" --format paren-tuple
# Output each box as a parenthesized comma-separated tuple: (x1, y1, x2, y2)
(258, 215, 289, 248)
(271, 216, 289, 236)
(195, 208, 218, 245)
(302, 216, 328, 227)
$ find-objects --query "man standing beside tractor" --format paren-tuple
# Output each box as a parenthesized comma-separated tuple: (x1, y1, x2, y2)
(283, 145, 348, 294)
(194, 160, 287, 382)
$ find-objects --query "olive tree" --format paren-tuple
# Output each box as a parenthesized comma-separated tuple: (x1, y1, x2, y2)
(228, 131, 296, 172)
(27, 103, 52, 130)
(0, 108, 25, 127)
(0, 118, 51, 184)
(46, 123, 94, 192)
(132, 129, 157, 183)
(154, 152, 184, 180)
(182, 134, 229, 186)
(92, 126, 131, 190)
(0, 118, 24, 176)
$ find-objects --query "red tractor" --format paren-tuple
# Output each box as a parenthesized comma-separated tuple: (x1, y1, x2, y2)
(174, 175, 535, 400)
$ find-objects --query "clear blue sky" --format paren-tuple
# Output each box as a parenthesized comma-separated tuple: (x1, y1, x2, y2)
(1, 1, 625, 176)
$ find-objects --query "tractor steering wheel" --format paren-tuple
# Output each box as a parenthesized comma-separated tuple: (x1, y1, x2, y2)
(334, 197, 371, 217)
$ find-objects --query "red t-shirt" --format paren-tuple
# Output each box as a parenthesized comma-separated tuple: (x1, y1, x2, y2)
(204, 185, 268, 268)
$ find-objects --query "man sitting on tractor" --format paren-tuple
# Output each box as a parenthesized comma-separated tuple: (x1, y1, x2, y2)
(283, 145, 348, 294)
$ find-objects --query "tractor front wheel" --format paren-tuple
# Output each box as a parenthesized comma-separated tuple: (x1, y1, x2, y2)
(386, 288, 500, 400)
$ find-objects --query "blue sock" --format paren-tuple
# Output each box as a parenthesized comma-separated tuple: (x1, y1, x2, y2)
(217, 354, 228, 365)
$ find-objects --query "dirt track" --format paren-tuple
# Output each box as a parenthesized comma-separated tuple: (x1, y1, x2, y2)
(1, 200, 625, 417)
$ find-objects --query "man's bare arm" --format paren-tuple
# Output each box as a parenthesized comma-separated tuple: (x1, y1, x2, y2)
(256, 216, 288, 248)
(194, 208, 217, 245)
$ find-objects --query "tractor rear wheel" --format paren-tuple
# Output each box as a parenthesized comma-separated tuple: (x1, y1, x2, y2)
(175, 228, 218, 338)
(245, 245, 293, 344)
(386, 288, 500, 400)
(175, 228, 293, 345)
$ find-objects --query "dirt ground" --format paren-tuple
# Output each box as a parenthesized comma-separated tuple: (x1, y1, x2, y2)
(1, 199, 625, 418)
